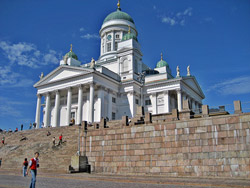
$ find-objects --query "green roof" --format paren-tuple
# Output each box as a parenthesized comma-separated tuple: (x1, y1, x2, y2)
(103, 9, 134, 24)
(156, 53, 169, 68)
(122, 32, 138, 42)
(156, 60, 168, 68)
(64, 51, 78, 60)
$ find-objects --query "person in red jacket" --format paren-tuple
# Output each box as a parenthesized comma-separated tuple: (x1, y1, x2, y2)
(59, 134, 63, 145)
(26, 152, 39, 188)
(23, 158, 28, 177)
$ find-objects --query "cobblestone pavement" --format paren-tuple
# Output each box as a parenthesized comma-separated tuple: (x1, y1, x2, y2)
(0, 171, 250, 188)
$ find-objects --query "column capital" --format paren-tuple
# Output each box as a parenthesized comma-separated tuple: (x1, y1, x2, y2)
(127, 91, 135, 96)
(107, 88, 113, 94)
(88, 81, 96, 86)
(45, 92, 50, 96)
(53, 90, 60, 95)
(66, 87, 72, 91)
(176, 88, 182, 93)
(36, 94, 42, 98)
(163, 90, 169, 95)
(150, 93, 157, 97)
(97, 85, 105, 91)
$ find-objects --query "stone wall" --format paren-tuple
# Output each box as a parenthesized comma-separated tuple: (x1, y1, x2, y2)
(85, 112, 250, 177)
(1, 101, 250, 178)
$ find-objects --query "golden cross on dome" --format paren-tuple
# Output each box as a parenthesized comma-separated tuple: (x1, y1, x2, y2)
(161, 52, 163, 60)
(117, 0, 120, 9)
(70, 44, 72, 52)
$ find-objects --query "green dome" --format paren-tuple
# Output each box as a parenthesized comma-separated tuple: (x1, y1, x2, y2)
(156, 53, 169, 68)
(122, 32, 138, 41)
(103, 9, 134, 24)
(156, 60, 168, 68)
(64, 50, 78, 60)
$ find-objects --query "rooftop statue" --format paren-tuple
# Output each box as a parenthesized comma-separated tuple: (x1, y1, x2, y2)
(176, 66, 180, 77)
(187, 65, 190, 76)
(90, 58, 95, 69)
(39, 72, 44, 79)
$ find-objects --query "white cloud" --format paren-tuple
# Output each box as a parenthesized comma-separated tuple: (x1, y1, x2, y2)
(0, 97, 24, 117)
(79, 27, 85, 32)
(43, 50, 58, 65)
(162, 17, 176, 26)
(207, 76, 250, 95)
(81, 33, 99, 39)
(160, 7, 193, 26)
(0, 40, 61, 87)
(0, 65, 34, 87)
(0, 41, 60, 68)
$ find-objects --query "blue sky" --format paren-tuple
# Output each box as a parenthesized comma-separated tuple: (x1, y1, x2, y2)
(0, 0, 250, 130)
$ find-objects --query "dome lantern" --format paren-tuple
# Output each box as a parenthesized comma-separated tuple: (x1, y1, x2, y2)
(156, 52, 169, 68)
(64, 44, 78, 60)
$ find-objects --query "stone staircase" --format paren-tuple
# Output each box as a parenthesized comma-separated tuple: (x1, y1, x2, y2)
(0, 126, 79, 173)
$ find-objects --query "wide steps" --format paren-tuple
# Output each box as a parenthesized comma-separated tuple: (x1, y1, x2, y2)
(0, 126, 80, 173)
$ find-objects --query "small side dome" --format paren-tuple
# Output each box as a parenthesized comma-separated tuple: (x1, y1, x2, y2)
(156, 53, 169, 68)
(122, 26, 138, 41)
(64, 44, 78, 60)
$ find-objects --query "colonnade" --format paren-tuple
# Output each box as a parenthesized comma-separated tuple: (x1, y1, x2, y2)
(149, 89, 201, 115)
(35, 83, 97, 128)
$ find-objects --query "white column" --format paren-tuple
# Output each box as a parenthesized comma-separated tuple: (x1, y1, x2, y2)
(127, 91, 135, 117)
(98, 87, 104, 122)
(112, 30, 115, 51)
(104, 33, 107, 53)
(77, 86, 83, 125)
(66, 87, 72, 126)
(177, 89, 182, 112)
(89, 82, 94, 123)
(150, 93, 157, 115)
(35, 94, 42, 129)
(192, 99, 196, 111)
(140, 86, 144, 107)
(108, 90, 113, 120)
(44, 93, 51, 127)
(53, 91, 60, 127)
(164, 91, 170, 113)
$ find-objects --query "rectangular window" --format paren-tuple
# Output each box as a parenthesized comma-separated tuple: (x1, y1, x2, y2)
(145, 99, 151, 105)
(115, 34, 120, 39)
(107, 43, 111, 52)
(112, 112, 116, 120)
(115, 42, 118, 50)
(112, 97, 116, 103)
(135, 99, 139, 105)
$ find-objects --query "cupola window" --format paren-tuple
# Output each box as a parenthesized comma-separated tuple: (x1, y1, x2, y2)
(107, 43, 111, 52)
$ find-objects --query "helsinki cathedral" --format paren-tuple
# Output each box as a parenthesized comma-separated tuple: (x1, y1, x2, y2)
(34, 1, 205, 128)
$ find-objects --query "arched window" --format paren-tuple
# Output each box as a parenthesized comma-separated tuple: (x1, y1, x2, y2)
(122, 59, 129, 73)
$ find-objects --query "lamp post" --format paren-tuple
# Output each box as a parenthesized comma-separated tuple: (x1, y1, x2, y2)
(84, 123, 88, 157)
(77, 123, 81, 156)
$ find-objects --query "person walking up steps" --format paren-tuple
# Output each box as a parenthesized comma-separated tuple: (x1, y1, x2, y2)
(26, 152, 39, 188)
(23, 158, 28, 177)
(58, 134, 63, 145)
(1, 136, 4, 145)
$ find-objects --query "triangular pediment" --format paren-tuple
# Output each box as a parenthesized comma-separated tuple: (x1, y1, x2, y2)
(34, 65, 93, 87)
(183, 76, 205, 98)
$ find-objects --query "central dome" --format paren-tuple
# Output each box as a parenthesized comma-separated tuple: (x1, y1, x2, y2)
(103, 9, 134, 24)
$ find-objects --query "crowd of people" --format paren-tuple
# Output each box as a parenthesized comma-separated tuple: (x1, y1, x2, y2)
(0, 122, 38, 134)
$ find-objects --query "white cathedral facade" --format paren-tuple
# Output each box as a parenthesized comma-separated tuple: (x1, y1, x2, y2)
(34, 2, 205, 128)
